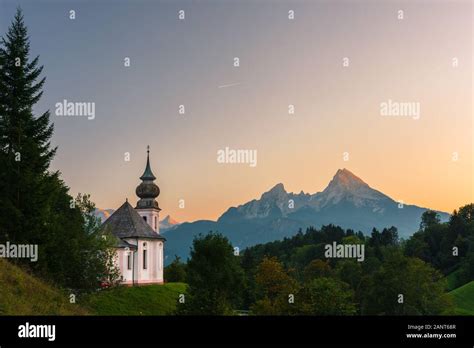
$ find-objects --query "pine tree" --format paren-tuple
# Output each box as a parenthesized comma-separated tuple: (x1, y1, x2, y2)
(0, 9, 116, 292)
(0, 8, 55, 244)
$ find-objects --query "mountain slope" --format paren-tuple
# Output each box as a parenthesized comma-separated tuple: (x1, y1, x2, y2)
(160, 215, 181, 231)
(163, 169, 449, 263)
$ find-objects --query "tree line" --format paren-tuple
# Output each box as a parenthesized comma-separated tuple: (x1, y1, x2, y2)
(166, 205, 474, 315)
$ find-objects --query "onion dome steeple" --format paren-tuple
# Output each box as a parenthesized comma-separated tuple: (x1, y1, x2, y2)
(135, 146, 161, 210)
(140, 146, 156, 181)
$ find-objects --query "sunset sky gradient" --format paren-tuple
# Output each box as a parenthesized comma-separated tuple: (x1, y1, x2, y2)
(1, 0, 472, 222)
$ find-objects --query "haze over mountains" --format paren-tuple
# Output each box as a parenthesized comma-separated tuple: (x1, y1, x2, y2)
(161, 169, 450, 263)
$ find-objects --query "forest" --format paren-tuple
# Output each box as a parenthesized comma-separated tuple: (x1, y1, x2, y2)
(166, 206, 474, 315)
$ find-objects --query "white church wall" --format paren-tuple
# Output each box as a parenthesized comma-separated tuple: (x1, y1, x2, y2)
(140, 241, 150, 281)
(113, 241, 164, 285)
(114, 248, 134, 285)
(109, 207, 164, 285)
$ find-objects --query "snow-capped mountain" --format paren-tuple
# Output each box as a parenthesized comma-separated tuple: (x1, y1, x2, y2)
(313, 169, 390, 209)
(218, 169, 393, 222)
(164, 168, 450, 263)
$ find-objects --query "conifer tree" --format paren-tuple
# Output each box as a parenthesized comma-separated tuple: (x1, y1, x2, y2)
(0, 9, 118, 291)
(0, 8, 55, 244)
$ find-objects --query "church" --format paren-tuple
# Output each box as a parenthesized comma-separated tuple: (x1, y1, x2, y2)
(102, 147, 165, 285)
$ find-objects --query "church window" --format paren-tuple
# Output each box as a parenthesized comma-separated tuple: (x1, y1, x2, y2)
(127, 254, 132, 270)
(143, 216, 147, 222)
(143, 250, 147, 269)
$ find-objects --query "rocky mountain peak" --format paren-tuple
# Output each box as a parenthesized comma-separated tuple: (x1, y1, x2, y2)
(325, 168, 368, 191)
(162, 215, 179, 225)
(261, 183, 287, 200)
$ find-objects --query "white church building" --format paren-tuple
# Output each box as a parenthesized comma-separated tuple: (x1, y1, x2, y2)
(102, 147, 165, 285)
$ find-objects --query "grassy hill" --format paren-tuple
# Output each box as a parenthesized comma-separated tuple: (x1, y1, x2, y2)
(449, 281, 474, 315)
(445, 269, 464, 291)
(0, 259, 87, 315)
(83, 283, 187, 315)
(0, 258, 185, 316)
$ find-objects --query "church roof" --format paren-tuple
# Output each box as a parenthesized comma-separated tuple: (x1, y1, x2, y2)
(116, 238, 138, 250)
(102, 201, 165, 241)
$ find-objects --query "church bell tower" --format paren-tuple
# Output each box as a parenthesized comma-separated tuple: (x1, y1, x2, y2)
(135, 146, 161, 234)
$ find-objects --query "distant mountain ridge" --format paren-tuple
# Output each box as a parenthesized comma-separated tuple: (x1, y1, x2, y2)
(94, 209, 115, 222)
(163, 169, 450, 263)
(218, 169, 390, 222)
(160, 215, 181, 231)
(94, 209, 180, 231)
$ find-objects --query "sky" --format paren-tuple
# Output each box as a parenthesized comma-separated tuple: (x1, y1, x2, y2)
(0, 0, 472, 222)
